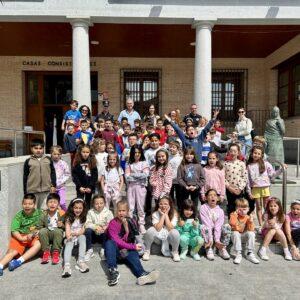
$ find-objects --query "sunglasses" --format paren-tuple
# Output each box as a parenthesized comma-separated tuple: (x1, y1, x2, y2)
(238, 111, 245, 114)
(82, 109, 89, 112)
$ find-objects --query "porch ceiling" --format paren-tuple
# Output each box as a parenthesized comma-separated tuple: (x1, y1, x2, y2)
(0, 22, 299, 58)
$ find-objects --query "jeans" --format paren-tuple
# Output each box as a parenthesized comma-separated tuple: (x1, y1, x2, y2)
(64, 235, 86, 264)
(77, 191, 93, 209)
(85, 228, 107, 250)
(179, 188, 200, 212)
(105, 239, 145, 278)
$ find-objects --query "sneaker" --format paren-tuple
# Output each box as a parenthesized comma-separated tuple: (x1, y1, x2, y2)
(8, 259, 22, 271)
(142, 250, 150, 261)
(51, 250, 60, 265)
(172, 251, 180, 262)
(0, 268, 3, 276)
(190, 251, 201, 261)
(247, 252, 259, 264)
(84, 249, 94, 262)
(100, 248, 106, 261)
(62, 264, 72, 278)
(139, 225, 146, 235)
(137, 270, 159, 286)
(179, 249, 188, 260)
(41, 250, 51, 264)
(206, 248, 215, 261)
(75, 261, 89, 273)
(108, 268, 120, 286)
(284, 251, 293, 261)
(219, 248, 230, 260)
(234, 252, 242, 264)
(258, 248, 269, 261)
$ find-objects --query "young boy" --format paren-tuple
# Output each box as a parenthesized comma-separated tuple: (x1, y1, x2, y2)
(63, 124, 77, 162)
(23, 139, 56, 209)
(61, 99, 81, 131)
(229, 198, 259, 265)
(144, 133, 162, 168)
(118, 124, 132, 151)
(94, 119, 118, 145)
(155, 118, 167, 146)
(38, 193, 65, 265)
(75, 119, 93, 145)
(0, 194, 42, 276)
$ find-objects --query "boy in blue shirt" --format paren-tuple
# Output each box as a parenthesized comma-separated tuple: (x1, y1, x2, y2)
(61, 100, 82, 131)
(75, 119, 93, 145)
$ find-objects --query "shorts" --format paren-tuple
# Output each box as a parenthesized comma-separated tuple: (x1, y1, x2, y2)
(9, 235, 39, 255)
(251, 187, 270, 199)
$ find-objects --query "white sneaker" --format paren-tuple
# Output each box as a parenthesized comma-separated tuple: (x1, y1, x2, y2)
(62, 264, 72, 278)
(84, 249, 94, 262)
(179, 249, 188, 260)
(219, 248, 230, 260)
(246, 252, 259, 264)
(142, 250, 150, 261)
(206, 248, 215, 261)
(100, 248, 106, 261)
(234, 252, 242, 264)
(284, 251, 293, 261)
(258, 248, 269, 261)
(172, 251, 180, 262)
(190, 252, 201, 261)
(139, 225, 146, 235)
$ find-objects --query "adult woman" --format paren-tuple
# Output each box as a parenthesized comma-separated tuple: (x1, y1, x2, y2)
(79, 105, 94, 132)
(163, 109, 181, 126)
(143, 104, 160, 127)
(234, 108, 252, 157)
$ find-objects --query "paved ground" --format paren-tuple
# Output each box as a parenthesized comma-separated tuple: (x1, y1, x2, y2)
(0, 248, 299, 300)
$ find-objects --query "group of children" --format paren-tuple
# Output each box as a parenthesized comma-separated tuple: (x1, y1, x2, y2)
(1, 103, 300, 287)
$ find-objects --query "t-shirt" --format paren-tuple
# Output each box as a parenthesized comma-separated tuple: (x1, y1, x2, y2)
(144, 147, 161, 168)
(95, 152, 108, 177)
(64, 109, 81, 123)
(201, 141, 211, 165)
(102, 167, 124, 185)
(75, 130, 93, 144)
(47, 211, 59, 231)
(286, 212, 300, 231)
(70, 218, 84, 243)
(11, 209, 42, 234)
(152, 211, 178, 239)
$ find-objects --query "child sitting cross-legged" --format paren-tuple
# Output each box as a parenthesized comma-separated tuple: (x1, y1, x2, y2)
(0, 194, 42, 276)
(229, 198, 259, 264)
(84, 195, 114, 262)
(105, 200, 159, 286)
(38, 193, 65, 265)
(176, 199, 204, 261)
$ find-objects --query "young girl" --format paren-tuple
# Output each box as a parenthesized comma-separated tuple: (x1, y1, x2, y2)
(142, 196, 180, 262)
(201, 151, 225, 203)
(72, 145, 98, 209)
(177, 147, 205, 212)
(62, 198, 89, 278)
(84, 195, 114, 261)
(285, 200, 300, 260)
(100, 152, 124, 210)
(149, 149, 173, 204)
(93, 138, 108, 193)
(200, 189, 231, 261)
(224, 143, 247, 216)
(259, 197, 292, 261)
(105, 200, 159, 286)
(51, 146, 71, 211)
(176, 199, 204, 261)
(247, 146, 284, 232)
(125, 145, 149, 234)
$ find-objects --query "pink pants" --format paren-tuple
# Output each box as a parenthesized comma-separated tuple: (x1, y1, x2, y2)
(127, 183, 146, 226)
(104, 184, 121, 210)
(56, 186, 67, 211)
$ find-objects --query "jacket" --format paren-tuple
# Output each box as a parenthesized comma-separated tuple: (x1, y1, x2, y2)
(37, 209, 65, 230)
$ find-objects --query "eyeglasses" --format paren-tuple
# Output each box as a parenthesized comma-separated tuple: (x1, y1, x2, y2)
(238, 111, 245, 114)
(82, 109, 88, 112)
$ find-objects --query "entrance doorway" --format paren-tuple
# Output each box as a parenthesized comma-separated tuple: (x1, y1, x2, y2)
(25, 71, 98, 150)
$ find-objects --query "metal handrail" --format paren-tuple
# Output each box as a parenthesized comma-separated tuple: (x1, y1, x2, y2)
(283, 136, 300, 178)
(0, 127, 46, 157)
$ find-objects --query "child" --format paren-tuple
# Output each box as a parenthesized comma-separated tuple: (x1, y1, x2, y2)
(144, 133, 162, 168)
(72, 144, 98, 209)
(75, 119, 93, 145)
(201, 151, 225, 202)
(100, 152, 124, 210)
(224, 143, 247, 216)
(93, 138, 108, 193)
(176, 199, 204, 261)
(51, 145, 70, 211)
(168, 141, 182, 206)
(84, 195, 114, 261)
(61, 99, 81, 131)
(105, 200, 159, 286)
(149, 149, 173, 204)
(120, 132, 138, 170)
(118, 124, 132, 150)
(94, 119, 118, 145)
(0, 194, 42, 276)
(38, 193, 65, 265)
(143, 196, 180, 262)
(63, 124, 77, 162)
(155, 118, 167, 146)
(285, 200, 300, 260)
(62, 198, 89, 277)
(258, 197, 292, 261)
(247, 146, 284, 231)
(200, 189, 231, 261)
(177, 147, 205, 212)
(125, 145, 149, 234)
(23, 139, 56, 209)
(229, 198, 259, 264)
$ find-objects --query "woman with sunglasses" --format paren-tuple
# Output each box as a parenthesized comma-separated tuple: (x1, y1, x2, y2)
(234, 108, 253, 157)
(79, 105, 95, 132)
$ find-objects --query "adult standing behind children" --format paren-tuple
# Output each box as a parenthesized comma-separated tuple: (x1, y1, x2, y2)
(183, 103, 202, 127)
(94, 99, 114, 123)
(118, 98, 141, 129)
(23, 139, 56, 209)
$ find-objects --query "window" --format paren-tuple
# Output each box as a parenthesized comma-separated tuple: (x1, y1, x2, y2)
(212, 69, 247, 125)
(121, 69, 161, 117)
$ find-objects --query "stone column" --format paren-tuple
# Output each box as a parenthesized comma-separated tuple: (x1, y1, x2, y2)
(71, 19, 92, 111)
(193, 21, 214, 119)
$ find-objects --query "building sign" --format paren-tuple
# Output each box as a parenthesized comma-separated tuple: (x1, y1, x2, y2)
(22, 60, 96, 67)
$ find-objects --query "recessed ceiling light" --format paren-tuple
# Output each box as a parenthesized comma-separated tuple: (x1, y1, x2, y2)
(91, 40, 99, 45)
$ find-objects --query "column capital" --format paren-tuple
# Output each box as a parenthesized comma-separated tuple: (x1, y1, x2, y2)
(68, 17, 93, 28)
(192, 20, 215, 30)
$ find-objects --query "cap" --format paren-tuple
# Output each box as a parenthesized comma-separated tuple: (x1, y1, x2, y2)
(102, 100, 110, 107)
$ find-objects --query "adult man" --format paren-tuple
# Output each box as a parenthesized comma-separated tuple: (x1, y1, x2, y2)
(118, 98, 141, 129)
(183, 104, 202, 127)
(94, 100, 114, 123)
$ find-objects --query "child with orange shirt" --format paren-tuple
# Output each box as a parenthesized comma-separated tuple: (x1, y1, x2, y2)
(229, 198, 259, 265)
